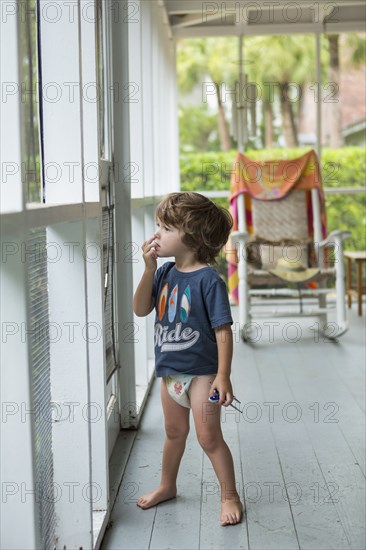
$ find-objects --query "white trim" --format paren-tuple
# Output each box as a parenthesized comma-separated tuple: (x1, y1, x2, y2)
(194, 187, 366, 198)
(342, 119, 366, 137)
(166, 0, 366, 14)
(325, 21, 366, 33)
(171, 11, 223, 28)
(173, 23, 331, 37)
(1, 202, 100, 236)
(159, 0, 173, 39)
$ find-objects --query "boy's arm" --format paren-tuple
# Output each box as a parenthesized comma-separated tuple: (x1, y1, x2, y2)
(133, 268, 155, 317)
(212, 324, 234, 406)
(133, 235, 159, 317)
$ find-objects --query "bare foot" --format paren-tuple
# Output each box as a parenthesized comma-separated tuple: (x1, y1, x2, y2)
(136, 486, 177, 510)
(220, 499, 245, 526)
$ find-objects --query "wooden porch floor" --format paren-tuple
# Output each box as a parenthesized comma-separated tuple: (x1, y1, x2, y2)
(101, 303, 365, 550)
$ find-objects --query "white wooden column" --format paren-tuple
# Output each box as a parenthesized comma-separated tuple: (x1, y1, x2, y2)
(85, 217, 109, 511)
(0, 233, 39, 549)
(313, 32, 324, 265)
(132, 207, 149, 392)
(1, 8, 39, 548)
(128, 1, 144, 198)
(0, 5, 23, 212)
(236, 34, 249, 328)
(80, 0, 100, 203)
(111, 0, 137, 429)
(47, 222, 93, 548)
(40, 2, 83, 203)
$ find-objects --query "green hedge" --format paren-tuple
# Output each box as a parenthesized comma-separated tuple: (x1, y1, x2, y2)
(180, 147, 366, 252)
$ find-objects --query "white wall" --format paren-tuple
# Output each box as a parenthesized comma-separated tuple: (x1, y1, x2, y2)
(129, 1, 180, 199)
(129, 1, 180, 408)
(1, 1, 180, 546)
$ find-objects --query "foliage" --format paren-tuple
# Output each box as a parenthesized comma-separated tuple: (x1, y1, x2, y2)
(177, 33, 365, 150)
(178, 104, 220, 153)
(245, 34, 327, 92)
(180, 147, 366, 253)
(342, 32, 366, 68)
(177, 37, 238, 92)
(20, 0, 41, 203)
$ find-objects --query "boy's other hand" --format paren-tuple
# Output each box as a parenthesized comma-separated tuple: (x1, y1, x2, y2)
(142, 235, 159, 271)
(210, 375, 233, 407)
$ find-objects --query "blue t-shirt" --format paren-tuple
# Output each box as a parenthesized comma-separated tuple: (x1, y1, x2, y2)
(152, 262, 233, 377)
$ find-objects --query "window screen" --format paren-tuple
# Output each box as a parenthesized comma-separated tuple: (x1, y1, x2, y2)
(27, 227, 56, 549)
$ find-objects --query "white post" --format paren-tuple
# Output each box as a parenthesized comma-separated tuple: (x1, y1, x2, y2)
(237, 35, 245, 155)
(236, 34, 249, 330)
(334, 235, 347, 332)
(315, 32, 322, 163)
(313, 31, 330, 328)
(313, 32, 324, 266)
(111, 0, 138, 429)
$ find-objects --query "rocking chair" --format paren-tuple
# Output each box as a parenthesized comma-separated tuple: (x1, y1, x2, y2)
(227, 150, 351, 341)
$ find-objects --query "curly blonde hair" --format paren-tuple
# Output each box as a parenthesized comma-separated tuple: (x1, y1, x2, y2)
(155, 192, 233, 265)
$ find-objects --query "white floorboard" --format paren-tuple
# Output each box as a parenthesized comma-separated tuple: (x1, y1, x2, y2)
(101, 303, 365, 550)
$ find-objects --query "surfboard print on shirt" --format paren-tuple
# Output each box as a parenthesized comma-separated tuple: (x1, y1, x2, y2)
(158, 283, 168, 321)
(168, 284, 178, 322)
(180, 285, 191, 323)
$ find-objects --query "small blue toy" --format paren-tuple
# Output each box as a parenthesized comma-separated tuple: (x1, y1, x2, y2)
(208, 388, 220, 402)
(208, 385, 243, 413)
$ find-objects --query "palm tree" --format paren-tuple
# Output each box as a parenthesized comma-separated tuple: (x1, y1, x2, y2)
(245, 34, 321, 147)
(177, 37, 238, 151)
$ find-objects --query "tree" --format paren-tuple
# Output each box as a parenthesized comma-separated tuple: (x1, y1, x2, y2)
(245, 35, 322, 147)
(177, 33, 365, 151)
(178, 104, 219, 152)
(177, 38, 238, 151)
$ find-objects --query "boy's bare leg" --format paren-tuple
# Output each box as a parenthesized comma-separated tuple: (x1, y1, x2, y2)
(137, 379, 190, 509)
(189, 376, 244, 526)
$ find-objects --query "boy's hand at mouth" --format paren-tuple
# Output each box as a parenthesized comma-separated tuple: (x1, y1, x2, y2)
(142, 235, 159, 270)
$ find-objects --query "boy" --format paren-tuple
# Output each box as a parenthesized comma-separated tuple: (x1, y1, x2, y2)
(133, 192, 244, 526)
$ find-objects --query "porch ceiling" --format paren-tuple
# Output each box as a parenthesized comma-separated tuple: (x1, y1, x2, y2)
(162, 0, 366, 37)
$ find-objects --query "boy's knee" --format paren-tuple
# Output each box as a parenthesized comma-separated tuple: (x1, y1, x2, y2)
(165, 424, 189, 441)
(197, 432, 220, 453)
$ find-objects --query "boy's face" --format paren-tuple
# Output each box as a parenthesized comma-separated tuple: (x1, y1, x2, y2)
(153, 219, 189, 259)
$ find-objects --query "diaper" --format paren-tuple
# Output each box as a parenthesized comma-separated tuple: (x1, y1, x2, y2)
(164, 374, 195, 408)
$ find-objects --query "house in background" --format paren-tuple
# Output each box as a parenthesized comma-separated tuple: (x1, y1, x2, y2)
(341, 68, 366, 145)
(299, 66, 366, 147)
